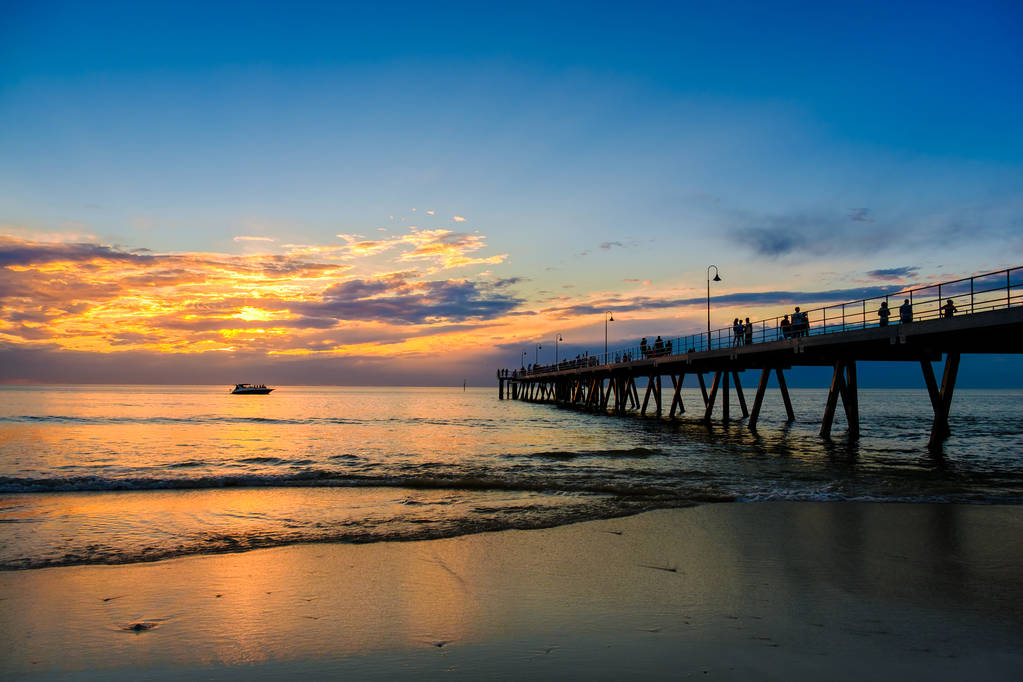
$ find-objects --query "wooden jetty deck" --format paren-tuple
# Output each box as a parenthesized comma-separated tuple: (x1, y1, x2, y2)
(497, 267, 1023, 448)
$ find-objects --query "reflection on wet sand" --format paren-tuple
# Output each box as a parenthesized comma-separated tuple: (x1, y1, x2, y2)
(2, 503, 1021, 679)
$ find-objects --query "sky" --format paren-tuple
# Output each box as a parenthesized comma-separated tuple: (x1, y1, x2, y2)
(1, 0, 1022, 385)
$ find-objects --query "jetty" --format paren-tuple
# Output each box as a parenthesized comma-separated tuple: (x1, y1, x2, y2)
(497, 267, 1023, 448)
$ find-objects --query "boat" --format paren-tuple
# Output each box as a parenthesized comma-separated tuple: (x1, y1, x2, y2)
(231, 383, 273, 395)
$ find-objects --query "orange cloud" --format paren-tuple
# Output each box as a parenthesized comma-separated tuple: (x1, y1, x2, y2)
(0, 232, 521, 359)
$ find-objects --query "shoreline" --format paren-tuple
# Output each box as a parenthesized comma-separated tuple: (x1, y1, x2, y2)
(3, 501, 1022, 680)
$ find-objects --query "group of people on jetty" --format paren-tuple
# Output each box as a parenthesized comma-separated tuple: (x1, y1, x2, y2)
(501, 295, 964, 377)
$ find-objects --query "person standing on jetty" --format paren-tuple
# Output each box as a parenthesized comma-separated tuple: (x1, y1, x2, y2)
(780, 314, 792, 339)
(878, 301, 891, 327)
(744, 317, 753, 345)
(899, 298, 913, 323)
(732, 318, 743, 346)
(942, 299, 958, 318)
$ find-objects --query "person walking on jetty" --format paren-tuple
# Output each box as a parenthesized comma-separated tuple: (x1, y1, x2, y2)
(744, 317, 753, 345)
(942, 299, 958, 318)
(654, 335, 664, 356)
(899, 298, 913, 323)
(640, 337, 648, 358)
(878, 301, 891, 327)
(732, 318, 743, 346)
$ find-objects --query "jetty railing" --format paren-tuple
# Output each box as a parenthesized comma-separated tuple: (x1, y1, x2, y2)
(519, 266, 1023, 376)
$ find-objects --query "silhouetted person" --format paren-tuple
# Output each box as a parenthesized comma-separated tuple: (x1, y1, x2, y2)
(942, 299, 957, 318)
(640, 337, 648, 358)
(744, 317, 753, 345)
(732, 318, 743, 346)
(878, 301, 890, 327)
(899, 298, 913, 323)
(654, 335, 664, 356)
(792, 307, 806, 337)
(780, 314, 792, 339)
(666, 339, 673, 355)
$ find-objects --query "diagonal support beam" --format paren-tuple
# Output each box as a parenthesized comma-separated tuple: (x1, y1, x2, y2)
(776, 369, 795, 421)
(731, 371, 749, 419)
(748, 368, 771, 431)
(640, 375, 654, 416)
(928, 353, 960, 449)
(703, 371, 722, 423)
(669, 374, 686, 417)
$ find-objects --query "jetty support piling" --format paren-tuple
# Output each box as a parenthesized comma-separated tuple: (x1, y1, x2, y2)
(749, 368, 771, 431)
(776, 369, 795, 422)
(669, 373, 686, 417)
(722, 370, 731, 422)
(821, 361, 859, 439)
(732, 371, 749, 419)
(927, 353, 960, 449)
(703, 371, 722, 423)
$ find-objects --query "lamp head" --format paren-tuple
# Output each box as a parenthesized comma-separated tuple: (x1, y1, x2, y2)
(609, 314, 614, 322)
(712, 273, 721, 282)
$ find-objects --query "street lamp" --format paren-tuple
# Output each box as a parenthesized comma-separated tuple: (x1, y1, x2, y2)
(707, 265, 721, 350)
(604, 311, 614, 364)
(554, 334, 563, 365)
(521, 351, 527, 369)
(535, 343, 542, 366)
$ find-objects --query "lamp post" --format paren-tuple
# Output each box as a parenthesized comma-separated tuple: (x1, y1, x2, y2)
(707, 265, 721, 350)
(521, 351, 527, 369)
(555, 334, 563, 365)
(604, 311, 614, 364)
(535, 343, 542, 366)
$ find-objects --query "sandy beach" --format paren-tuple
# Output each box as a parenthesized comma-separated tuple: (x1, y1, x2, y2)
(2, 501, 1022, 680)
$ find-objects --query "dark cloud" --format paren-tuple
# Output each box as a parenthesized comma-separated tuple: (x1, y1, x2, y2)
(727, 205, 1023, 258)
(866, 266, 918, 281)
(848, 208, 874, 222)
(543, 284, 912, 318)
(0, 238, 153, 267)
(296, 275, 523, 324)
(600, 241, 625, 250)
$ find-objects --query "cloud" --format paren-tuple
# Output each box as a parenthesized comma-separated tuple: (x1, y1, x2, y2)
(452, 216, 467, 222)
(0, 235, 153, 267)
(542, 284, 913, 319)
(600, 241, 625, 250)
(296, 274, 522, 325)
(233, 236, 276, 242)
(866, 266, 919, 281)
(0, 232, 519, 360)
(727, 204, 1023, 258)
(398, 229, 507, 270)
(426, 210, 435, 216)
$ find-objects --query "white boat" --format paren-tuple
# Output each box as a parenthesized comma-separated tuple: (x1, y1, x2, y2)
(231, 383, 273, 395)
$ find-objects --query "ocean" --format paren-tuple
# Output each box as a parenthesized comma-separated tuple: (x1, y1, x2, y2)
(1, 384, 1022, 570)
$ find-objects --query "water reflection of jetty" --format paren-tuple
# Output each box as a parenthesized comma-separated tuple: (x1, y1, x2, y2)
(499, 267, 1023, 449)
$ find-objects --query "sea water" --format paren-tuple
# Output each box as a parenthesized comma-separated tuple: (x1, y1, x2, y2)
(1, 385, 1021, 569)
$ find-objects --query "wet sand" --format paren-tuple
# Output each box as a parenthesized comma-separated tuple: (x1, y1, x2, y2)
(2, 502, 1022, 680)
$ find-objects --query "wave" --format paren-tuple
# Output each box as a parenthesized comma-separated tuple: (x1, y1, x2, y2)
(516, 447, 663, 460)
(0, 498, 668, 571)
(0, 471, 712, 500)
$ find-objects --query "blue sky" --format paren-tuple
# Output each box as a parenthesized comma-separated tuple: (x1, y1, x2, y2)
(1, 0, 1021, 383)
